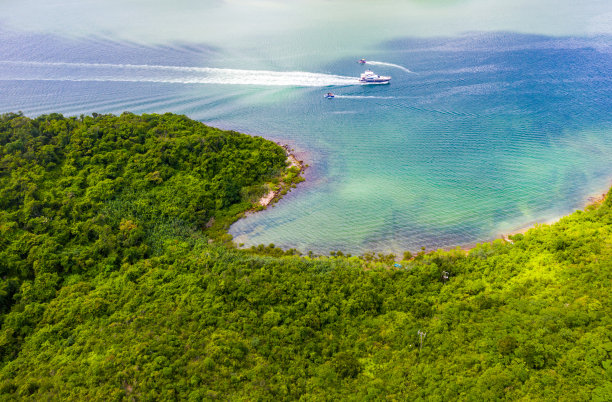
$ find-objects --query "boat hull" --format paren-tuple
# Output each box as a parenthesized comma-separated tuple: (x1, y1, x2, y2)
(358, 71, 391, 85)
(359, 80, 390, 85)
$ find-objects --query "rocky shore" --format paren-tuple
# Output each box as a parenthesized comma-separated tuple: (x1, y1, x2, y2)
(256, 144, 305, 208)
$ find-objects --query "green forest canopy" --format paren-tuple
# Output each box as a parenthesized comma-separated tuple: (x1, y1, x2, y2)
(0, 112, 610, 400)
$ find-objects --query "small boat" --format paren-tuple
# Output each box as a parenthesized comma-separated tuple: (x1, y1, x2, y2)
(359, 70, 391, 84)
(324, 92, 335, 99)
(358, 58, 367, 64)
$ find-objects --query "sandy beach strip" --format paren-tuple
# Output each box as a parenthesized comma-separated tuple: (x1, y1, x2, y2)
(257, 145, 304, 208)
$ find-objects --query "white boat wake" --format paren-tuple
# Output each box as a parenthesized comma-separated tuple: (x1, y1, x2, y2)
(333, 95, 397, 99)
(366, 61, 414, 73)
(0, 61, 359, 87)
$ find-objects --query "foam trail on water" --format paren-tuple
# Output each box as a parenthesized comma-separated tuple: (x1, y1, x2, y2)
(366, 61, 414, 73)
(333, 95, 397, 99)
(0, 61, 359, 87)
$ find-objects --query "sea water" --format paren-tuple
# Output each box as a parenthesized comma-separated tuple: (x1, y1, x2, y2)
(1, 0, 611, 254)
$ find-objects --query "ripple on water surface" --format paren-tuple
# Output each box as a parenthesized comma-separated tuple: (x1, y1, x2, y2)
(1, 30, 611, 254)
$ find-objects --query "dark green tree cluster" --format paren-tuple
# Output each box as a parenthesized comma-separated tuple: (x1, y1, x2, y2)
(0, 112, 286, 334)
(0, 113, 611, 400)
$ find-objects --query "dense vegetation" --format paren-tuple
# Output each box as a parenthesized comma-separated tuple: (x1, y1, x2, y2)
(1, 113, 610, 400)
(0, 112, 287, 357)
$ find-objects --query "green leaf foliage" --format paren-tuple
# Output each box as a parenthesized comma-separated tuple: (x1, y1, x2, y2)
(1, 112, 611, 399)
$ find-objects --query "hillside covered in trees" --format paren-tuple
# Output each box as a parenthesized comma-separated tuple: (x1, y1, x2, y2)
(0, 113, 610, 400)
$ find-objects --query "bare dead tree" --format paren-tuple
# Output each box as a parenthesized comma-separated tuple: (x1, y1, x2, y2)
(418, 330, 426, 351)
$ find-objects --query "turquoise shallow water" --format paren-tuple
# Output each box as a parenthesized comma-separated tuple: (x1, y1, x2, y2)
(1, 1, 612, 254)
(226, 42, 612, 253)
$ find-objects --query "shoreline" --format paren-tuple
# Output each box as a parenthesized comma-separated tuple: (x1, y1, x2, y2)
(233, 134, 611, 257)
(239, 173, 610, 256)
(253, 143, 306, 210)
(460, 189, 610, 252)
(499, 190, 609, 244)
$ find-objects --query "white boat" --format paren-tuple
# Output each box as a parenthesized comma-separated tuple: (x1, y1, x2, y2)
(359, 70, 391, 84)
